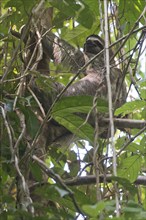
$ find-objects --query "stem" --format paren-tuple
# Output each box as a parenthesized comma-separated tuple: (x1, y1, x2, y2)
(104, 0, 120, 216)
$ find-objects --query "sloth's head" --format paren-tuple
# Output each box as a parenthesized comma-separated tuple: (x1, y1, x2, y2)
(84, 34, 104, 55)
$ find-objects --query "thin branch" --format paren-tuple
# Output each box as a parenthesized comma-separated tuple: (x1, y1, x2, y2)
(11, 110, 34, 214)
(93, 91, 101, 201)
(2, 72, 30, 83)
(27, 86, 46, 118)
(64, 175, 146, 186)
(104, 0, 120, 216)
(14, 110, 26, 152)
(14, 154, 34, 214)
(28, 19, 43, 71)
(13, 77, 25, 110)
(99, 118, 146, 129)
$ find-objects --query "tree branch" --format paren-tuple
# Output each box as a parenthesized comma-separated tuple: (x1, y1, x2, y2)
(99, 118, 146, 129)
(64, 175, 146, 186)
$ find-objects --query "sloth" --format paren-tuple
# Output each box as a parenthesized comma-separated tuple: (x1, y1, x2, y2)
(28, 33, 127, 147)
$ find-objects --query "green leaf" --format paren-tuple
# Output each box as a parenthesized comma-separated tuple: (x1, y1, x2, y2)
(52, 96, 108, 116)
(73, 188, 92, 205)
(115, 136, 127, 150)
(111, 176, 137, 195)
(50, 0, 80, 17)
(4, 0, 36, 11)
(54, 114, 94, 143)
(51, 96, 108, 143)
(77, 6, 94, 29)
(61, 22, 99, 46)
(115, 100, 146, 116)
(123, 207, 142, 213)
(68, 151, 79, 176)
(138, 80, 146, 100)
(52, 96, 93, 115)
(30, 162, 43, 182)
(118, 155, 141, 182)
(127, 142, 146, 154)
(22, 107, 40, 138)
(140, 136, 146, 153)
(82, 201, 105, 217)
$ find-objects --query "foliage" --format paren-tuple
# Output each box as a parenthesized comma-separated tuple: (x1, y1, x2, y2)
(0, 0, 146, 219)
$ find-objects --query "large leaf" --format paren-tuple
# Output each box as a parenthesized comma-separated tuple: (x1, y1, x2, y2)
(29, 162, 43, 182)
(115, 100, 146, 116)
(82, 201, 105, 217)
(50, 0, 80, 17)
(77, 3, 94, 28)
(21, 107, 40, 138)
(51, 96, 108, 142)
(61, 22, 99, 47)
(68, 150, 79, 176)
(54, 114, 94, 143)
(52, 96, 108, 116)
(138, 80, 146, 100)
(118, 155, 141, 182)
(111, 176, 137, 195)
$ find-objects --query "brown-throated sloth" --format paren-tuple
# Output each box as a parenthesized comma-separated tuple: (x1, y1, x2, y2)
(27, 33, 127, 147)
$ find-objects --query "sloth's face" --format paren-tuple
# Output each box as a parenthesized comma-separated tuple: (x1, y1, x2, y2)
(84, 35, 104, 55)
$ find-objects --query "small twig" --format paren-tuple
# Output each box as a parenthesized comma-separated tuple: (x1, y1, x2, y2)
(13, 77, 25, 110)
(27, 86, 46, 118)
(14, 110, 26, 152)
(78, 162, 93, 177)
(2, 72, 30, 83)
